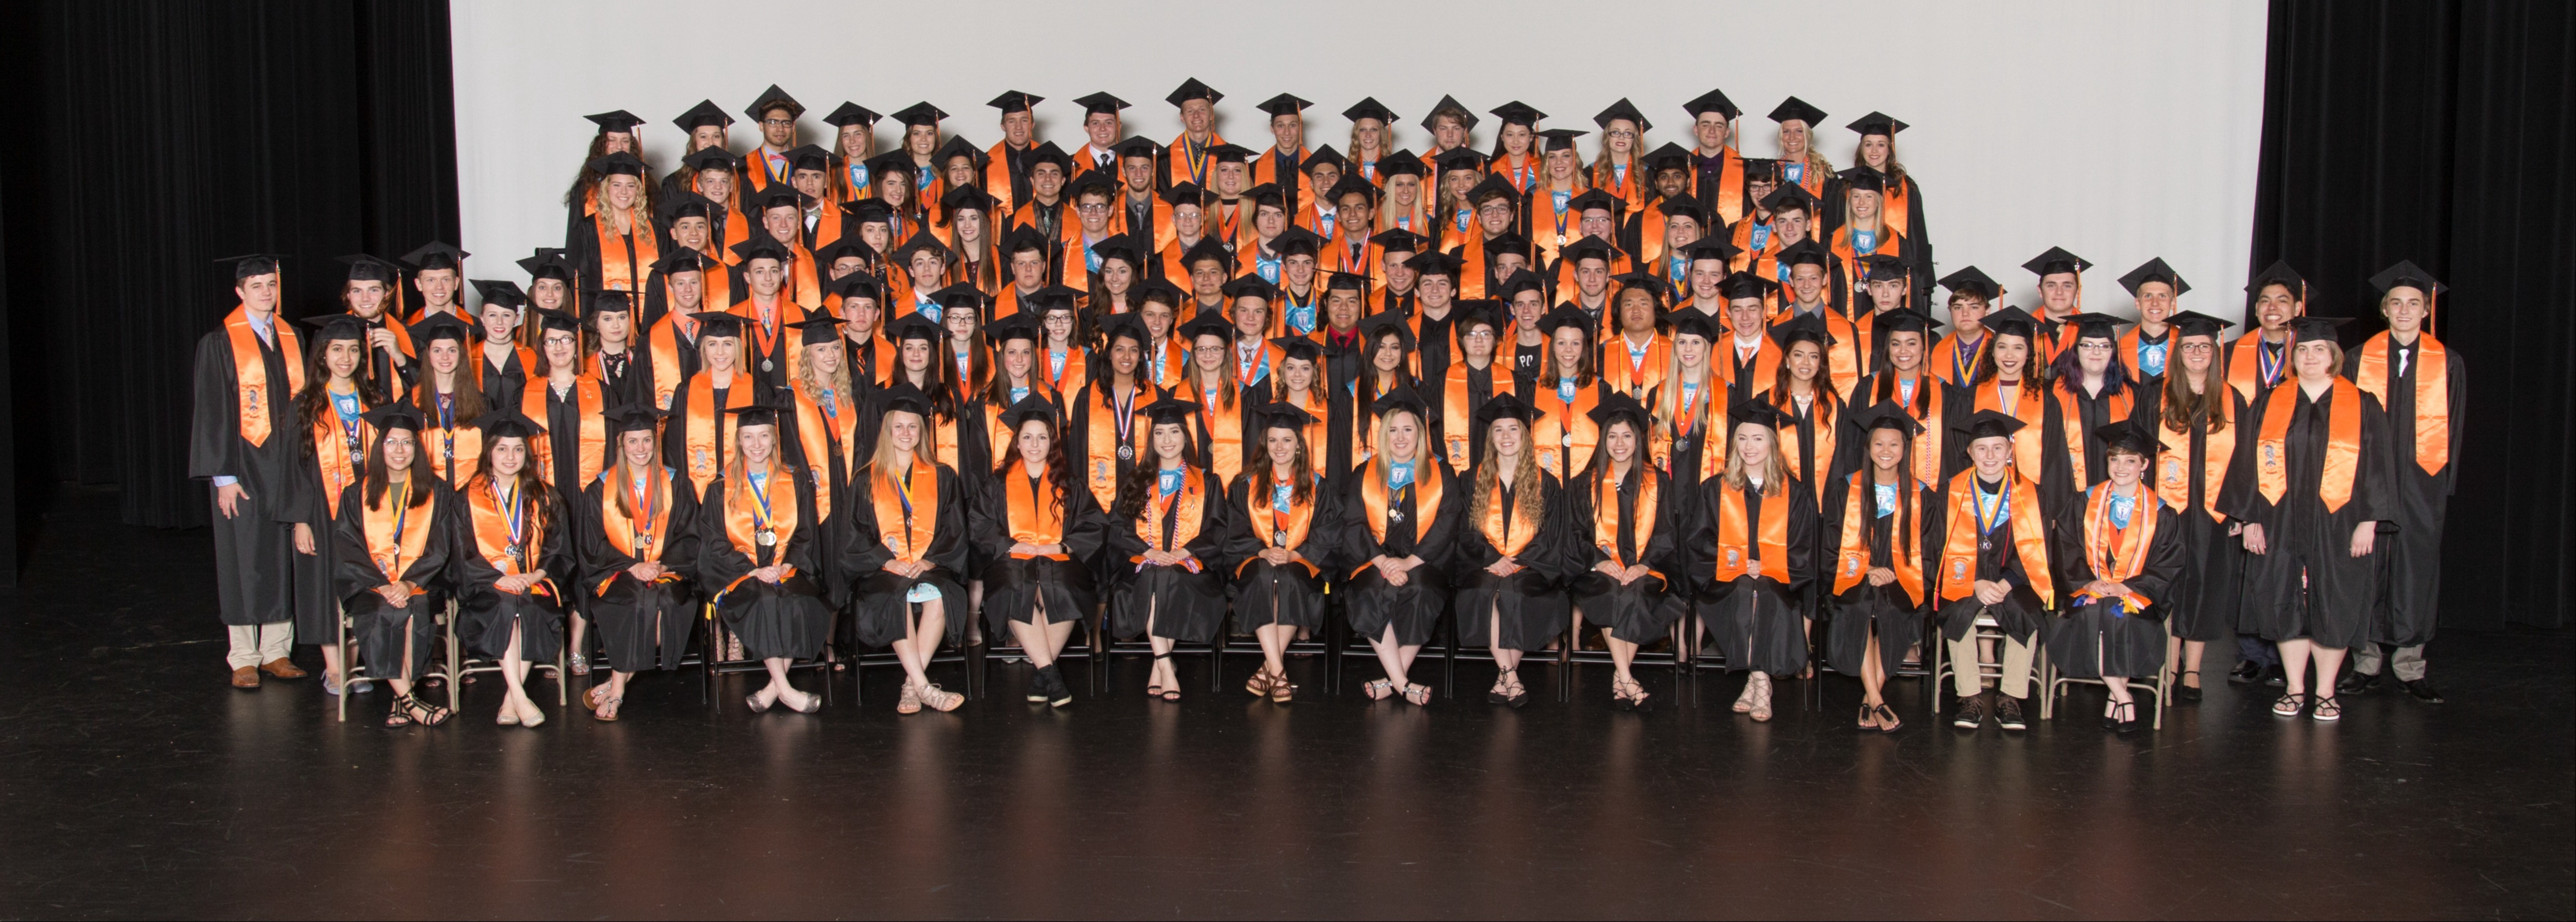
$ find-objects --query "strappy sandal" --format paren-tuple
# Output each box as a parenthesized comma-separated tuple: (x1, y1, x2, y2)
(1501, 670, 1530, 710)
(1402, 682, 1433, 706)
(1874, 703, 1902, 733)
(1364, 678, 1395, 701)
(2111, 700, 2141, 733)
(569, 652, 590, 677)
(1269, 669, 1295, 704)
(1732, 678, 1760, 714)
(2310, 696, 2342, 723)
(921, 682, 964, 712)
(1247, 669, 1276, 698)
(2271, 692, 2308, 718)
(1486, 674, 1512, 705)
(896, 679, 923, 715)
(1612, 681, 1637, 712)
(1856, 704, 1879, 731)
(593, 695, 622, 722)
(583, 684, 612, 712)
(1748, 676, 1774, 722)
(1627, 680, 1654, 713)
(1152, 653, 1180, 701)
(385, 700, 414, 727)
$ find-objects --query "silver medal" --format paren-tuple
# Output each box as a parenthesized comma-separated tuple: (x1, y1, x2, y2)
(756, 528, 777, 546)
(1117, 445, 1133, 460)
(762, 359, 775, 372)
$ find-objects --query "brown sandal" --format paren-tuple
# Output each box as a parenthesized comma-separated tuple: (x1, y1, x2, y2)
(1268, 669, 1295, 703)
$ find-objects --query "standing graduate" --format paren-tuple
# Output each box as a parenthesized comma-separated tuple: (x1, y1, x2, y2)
(408, 313, 485, 488)
(1687, 400, 1820, 723)
(1437, 302, 1517, 473)
(565, 110, 644, 245)
(1159, 78, 1228, 192)
(191, 255, 306, 687)
(1569, 394, 1684, 710)
(331, 404, 455, 727)
(973, 395, 1108, 709)
(666, 312, 756, 494)
(2116, 259, 2187, 384)
(1937, 410, 2056, 733)
(338, 255, 412, 405)
(1680, 89, 1749, 225)
(699, 404, 831, 715)
(842, 384, 973, 714)
(521, 309, 609, 500)
(1714, 273, 1784, 407)
(2219, 316, 2392, 720)
(740, 85, 805, 193)
(586, 290, 651, 409)
(1107, 398, 1232, 702)
(1825, 403, 1941, 732)
(984, 90, 1044, 216)
(1766, 314, 1852, 516)
(1964, 306, 2051, 491)
(1849, 307, 1957, 487)
(1928, 267, 2000, 386)
(641, 250, 717, 409)
(567, 152, 661, 297)
(661, 100, 733, 203)
(2226, 262, 2307, 405)
(575, 406, 700, 721)
(1066, 315, 1163, 516)
(2047, 421, 2187, 733)
(455, 408, 572, 728)
(1339, 388, 1464, 706)
(1822, 169, 1921, 316)
(2040, 314, 2142, 515)
(1649, 313, 1726, 495)
(1224, 403, 1338, 704)
(1530, 304, 1604, 480)
(785, 316, 866, 604)
(285, 315, 379, 696)
(469, 279, 536, 415)
(2147, 311, 2243, 702)
(1452, 393, 1570, 709)
(825, 102, 881, 203)
(2341, 263, 2463, 702)
(1264, 339, 1333, 472)
(2022, 247, 2093, 371)
(401, 241, 472, 324)
(1835, 112, 1929, 270)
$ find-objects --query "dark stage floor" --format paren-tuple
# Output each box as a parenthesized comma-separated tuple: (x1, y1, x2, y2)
(2, 486, 2568, 920)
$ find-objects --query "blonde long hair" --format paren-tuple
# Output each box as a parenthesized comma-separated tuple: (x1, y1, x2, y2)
(869, 407, 930, 475)
(1652, 348, 1716, 445)
(1466, 423, 1547, 534)
(1722, 421, 1789, 497)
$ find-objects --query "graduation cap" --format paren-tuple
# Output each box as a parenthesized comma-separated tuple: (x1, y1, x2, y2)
(1614, 272, 1672, 306)
(747, 181, 805, 215)
(745, 86, 804, 120)
(298, 313, 369, 342)
(783, 144, 834, 174)
(2059, 312, 2124, 341)
(1498, 269, 1548, 298)
(2246, 260, 2307, 299)
(1488, 232, 1533, 261)
(1113, 135, 1162, 161)
(1098, 313, 1153, 348)
(1065, 170, 1118, 200)
(1681, 237, 1741, 264)
(1166, 78, 1223, 107)
(1759, 182, 1821, 216)
(1682, 88, 1742, 121)
(411, 312, 474, 345)
(1489, 101, 1546, 127)
(1023, 141, 1074, 173)
(659, 191, 717, 223)
(989, 226, 1044, 259)
(689, 311, 748, 339)
(1325, 271, 1369, 293)
(889, 101, 948, 127)
(586, 110, 644, 134)
(786, 315, 843, 346)
(1777, 238, 1832, 269)
(1466, 175, 1519, 206)
(362, 402, 426, 434)
(1836, 167, 1887, 194)
(1343, 97, 1398, 124)
(984, 314, 1042, 345)
(1219, 274, 1279, 303)
(1729, 398, 1788, 431)
(1769, 311, 1835, 350)
(1536, 128, 1588, 153)
(889, 232, 949, 266)
(1873, 306, 1944, 335)
(586, 289, 636, 315)
(1377, 149, 1427, 178)
(1436, 148, 1489, 175)
(2119, 257, 2191, 297)
(724, 402, 787, 429)
(1846, 112, 1909, 137)
(1180, 313, 1236, 344)
(1451, 299, 1508, 333)
(603, 404, 666, 436)
(2166, 310, 2234, 339)
(830, 272, 883, 301)
(1270, 226, 1324, 259)
(218, 253, 285, 280)
(1980, 305, 2040, 339)
(1370, 386, 1431, 420)
(1301, 145, 1348, 175)
(672, 99, 733, 132)
(1957, 408, 2030, 442)
(1270, 336, 1325, 364)
(1073, 92, 1131, 115)
(527, 307, 582, 336)
(1719, 271, 1778, 302)
(862, 150, 916, 179)
(468, 407, 545, 442)
(732, 236, 794, 266)
(1536, 302, 1595, 338)
(1255, 402, 1320, 432)
(1658, 196, 1712, 225)
(2094, 420, 2158, 458)
(518, 249, 576, 283)
(2369, 260, 2445, 297)
(1739, 157, 1783, 183)
(1643, 141, 1695, 173)
(339, 253, 401, 284)
(1407, 249, 1465, 280)
(1857, 253, 1909, 284)
(816, 237, 875, 268)
(2286, 315, 2349, 343)
(1767, 96, 1827, 126)
(1138, 397, 1201, 429)
(1938, 266, 2003, 302)
(876, 382, 934, 418)
(1594, 98, 1652, 133)
(1589, 392, 1654, 431)
(1423, 95, 1479, 131)
(1369, 228, 1428, 256)
(1136, 278, 1186, 306)
(1180, 237, 1236, 272)
(996, 393, 1060, 431)
(886, 314, 942, 343)
(683, 145, 739, 174)
(1255, 93, 1313, 117)
(1474, 391, 1539, 427)
(1327, 174, 1381, 204)
(2023, 246, 2091, 279)
(1562, 235, 1617, 266)
(1358, 311, 1418, 349)
(472, 279, 528, 309)
(1670, 312, 1723, 343)
(932, 283, 989, 316)
(932, 135, 987, 169)
(403, 241, 469, 273)
(1852, 400, 1926, 438)
(1567, 189, 1624, 216)
(653, 248, 711, 275)
(823, 102, 881, 128)
(1206, 143, 1256, 165)
(1162, 181, 1215, 208)
(987, 90, 1044, 114)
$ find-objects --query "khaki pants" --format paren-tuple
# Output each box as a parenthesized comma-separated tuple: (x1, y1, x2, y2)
(226, 622, 294, 669)
(1949, 632, 2035, 699)
(2352, 643, 2427, 682)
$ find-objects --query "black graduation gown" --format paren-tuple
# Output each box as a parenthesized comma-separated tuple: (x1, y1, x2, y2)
(2046, 486, 2186, 679)
(838, 462, 973, 649)
(660, 374, 744, 484)
(331, 480, 453, 683)
(1434, 362, 1510, 473)
(1340, 461, 1466, 647)
(285, 402, 371, 644)
(1107, 468, 1232, 643)
(2217, 382, 2394, 649)
(1823, 474, 1939, 677)
(2349, 341, 2465, 648)
(2134, 386, 2249, 643)
(1936, 474, 2056, 645)
(1779, 394, 1852, 626)
(970, 467, 1109, 637)
(1452, 471, 1572, 651)
(191, 322, 303, 627)
(2039, 379, 2142, 520)
(1221, 474, 1340, 634)
(578, 472, 703, 672)
(698, 465, 831, 660)
(566, 215, 655, 298)
(1686, 478, 1818, 675)
(454, 480, 574, 662)
(477, 344, 532, 417)
(1569, 464, 1687, 643)
(1061, 380, 1156, 584)
(592, 349, 652, 410)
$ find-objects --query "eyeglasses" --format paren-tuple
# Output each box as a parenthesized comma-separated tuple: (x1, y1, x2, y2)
(761, 118, 795, 128)
(1075, 203, 1110, 212)
(1605, 130, 1637, 139)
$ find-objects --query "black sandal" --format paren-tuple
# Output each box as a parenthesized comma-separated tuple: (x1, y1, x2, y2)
(2175, 670, 2203, 703)
(1502, 670, 1530, 709)
(1152, 652, 1179, 701)
(1873, 703, 1901, 733)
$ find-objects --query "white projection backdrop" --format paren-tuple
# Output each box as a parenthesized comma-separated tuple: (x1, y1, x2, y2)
(452, 0, 2268, 325)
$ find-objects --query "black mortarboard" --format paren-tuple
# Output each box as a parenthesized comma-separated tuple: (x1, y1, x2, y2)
(984, 314, 1041, 346)
(683, 145, 738, 174)
(1939, 266, 2003, 302)
(1325, 271, 1368, 293)
(1681, 237, 1741, 264)
(995, 226, 1047, 258)
(1729, 399, 1788, 431)
(1451, 300, 1507, 333)
(2286, 315, 2349, 343)
(1836, 167, 1887, 194)
(1162, 181, 1214, 207)
(1644, 141, 1695, 173)
(889, 102, 948, 127)
(1846, 112, 1909, 137)
(1113, 136, 1162, 160)
(1436, 148, 1489, 175)
(1852, 400, 1926, 438)
(816, 237, 874, 268)
(1424, 95, 1479, 131)
(876, 382, 934, 418)
(1980, 305, 2040, 339)
(1180, 236, 1235, 272)
(1206, 143, 1255, 165)
(1958, 408, 2030, 441)
(1136, 278, 1185, 305)
(659, 191, 716, 223)
(1377, 149, 1427, 178)
(1489, 101, 1546, 127)
(411, 312, 474, 345)
(823, 102, 881, 128)
(2368, 260, 2446, 297)
(831, 272, 882, 301)
(732, 236, 794, 266)
(1769, 312, 1835, 350)
(942, 184, 1000, 213)
(862, 150, 914, 179)
(787, 315, 843, 347)
(1777, 238, 1831, 269)
(1760, 182, 1820, 215)
(1256, 402, 1320, 431)
(1085, 233, 1142, 270)
(1466, 175, 1519, 206)
(2095, 420, 2157, 458)
(1767, 97, 1827, 126)
(1488, 232, 1532, 260)
(1327, 174, 1380, 204)
(1873, 306, 1944, 335)
(1301, 145, 1348, 175)
(469, 407, 544, 442)
(1682, 88, 1742, 121)
(363, 403, 426, 434)
(1180, 314, 1235, 344)
(1255, 93, 1313, 117)
(1719, 271, 1778, 302)
(886, 314, 941, 343)
(889, 232, 948, 265)
(1066, 170, 1118, 200)
(929, 140, 979, 172)
(1857, 253, 1909, 284)
(471, 279, 527, 309)
(932, 284, 988, 315)
(1562, 235, 1617, 266)
(1099, 313, 1151, 348)
(1358, 311, 1418, 350)
(1407, 249, 1464, 280)
(1140, 397, 1203, 426)
(1498, 269, 1547, 298)
(586, 110, 643, 133)
(672, 99, 733, 132)
(2060, 312, 2123, 340)
(1536, 303, 1594, 337)
(2022, 246, 2091, 279)
(653, 248, 710, 275)
(402, 240, 469, 273)
(1166, 78, 1223, 107)
(518, 249, 576, 282)
(219, 253, 284, 279)
(1474, 391, 1539, 427)
(724, 403, 786, 429)
(1567, 188, 1624, 216)
(1343, 97, 1398, 124)
(1023, 141, 1074, 173)
(2166, 310, 2233, 339)
(689, 311, 747, 339)
(1589, 392, 1654, 431)
(603, 404, 665, 436)
(747, 180, 803, 213)
(298, 313, 368, 342)
(783, 144, 833, 173)
(996, 393, 1059, 431)
(1594, 98, 1652, 132)
(2118, 257, 2191, 297)
(1074, 92, 1131, 115)
(527, 308, 582, 335)
(588, 289, 635, 314)
(339, 253, 400, 284)
(1370, 386, 1430, 420)
(2246, 260, 2307, 297)
(1271, 336, 1324, 363)
(1222, 273, 1283, 301)
(1670, 312, 1722, 343)
(1536, 128, 1588, 153)
(746, 86, 803, 120)
(1739, 157, 1783, 183)
(1659, 196, 1712, 225)
(1370, 228, 1428, 255)
(987, 90, 1044, 113)
(1270, 226, 1325, 258)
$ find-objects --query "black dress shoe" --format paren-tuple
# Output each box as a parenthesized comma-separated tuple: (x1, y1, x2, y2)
(2227, 660, 2263, 685)
(2401, 678, 2445, 703)
(2338, 671, 2381, 696)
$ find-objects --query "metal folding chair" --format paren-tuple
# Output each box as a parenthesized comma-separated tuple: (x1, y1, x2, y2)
(1927, 608, 2049, 718)
(2041, 617, 2173, 730)
(443, 597, 567, 708)
(333, 598, 448, 723)
(1560, 605, 1692, 705)
(978, 596, 1104, 699)
(697, 602, 836, 710)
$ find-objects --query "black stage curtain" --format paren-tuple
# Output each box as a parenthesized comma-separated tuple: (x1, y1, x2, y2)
(2253, 0, 2575, 630)
(0, 0, 459, 539)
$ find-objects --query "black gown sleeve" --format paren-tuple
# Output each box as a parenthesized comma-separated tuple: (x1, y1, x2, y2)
(695, 479, 753, 591)
(331, 484, 382, 598)
(188, 332, 244, 482)
(1412, 465, 1466, 569)
(1640, 470, 1680, 580)
(929, 465, 972, 578)
(1183, 470, 1230, 569)
(2214, 389, 2270, 526)
(1060, 475, 1110, 563)
(1216, 478, 1260, 572)
(1783, 479, 1818, 594)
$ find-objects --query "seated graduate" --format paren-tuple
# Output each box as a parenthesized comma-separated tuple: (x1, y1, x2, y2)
(1569, 393, 1685, 711)
(1452, 392, 1570, 709)
(1221, 403, 1338, 704)
(971, 394, 1108, 709)
(1687, 400, 1820, 724)
(840, 383, 973, 714)
(575, 406, 701, 722)
(1339, 387, 1464, 706)
(698, 403, 831, 715)
(2047, 420, 2186, 733)
(1108, 397, 1233, 702)
(1936, 409, 2057, 733)
(456, 407, 572, 728)
(1825, 403, 1942, 733)
(330, 404, 455, 727)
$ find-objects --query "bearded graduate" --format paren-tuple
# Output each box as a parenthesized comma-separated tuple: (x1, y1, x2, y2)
(456, 408, 572, 728)
(1108, 398, 1233, 702)
(2219, 317, 2394, 724)
(1687, 400, 1820, 724)
(841, 384, 973, 714)
(575, 406, 701, 722)
(285, 315, 379, 696)
(2046, 421, 2186, 734)
(1340, 387, 1464, 707)
(698, 404, 831, 715)
(1936, 410, 2056, 734)
(1220, 404, 1337, 704)
(1452, 393, 1570, 709)
(1825, 404, 1943, 733)
(330, 404, 455, 727)
(1567, 394, 1683, 711)
(2341, 262, 2462, 703)
(972, 395, 1107, 709)
(407, 314, 485, 487)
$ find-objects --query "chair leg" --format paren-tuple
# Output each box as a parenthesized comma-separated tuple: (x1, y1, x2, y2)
(335, 604, 350, 724)
(965, 635, 986, 701)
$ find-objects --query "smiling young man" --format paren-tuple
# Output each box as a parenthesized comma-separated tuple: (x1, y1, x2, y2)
(741, 85, 804, 193)
(2341, 261, 2463, 704)
(191, 255, 308, 688)
(984, 90, 1045, 215)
